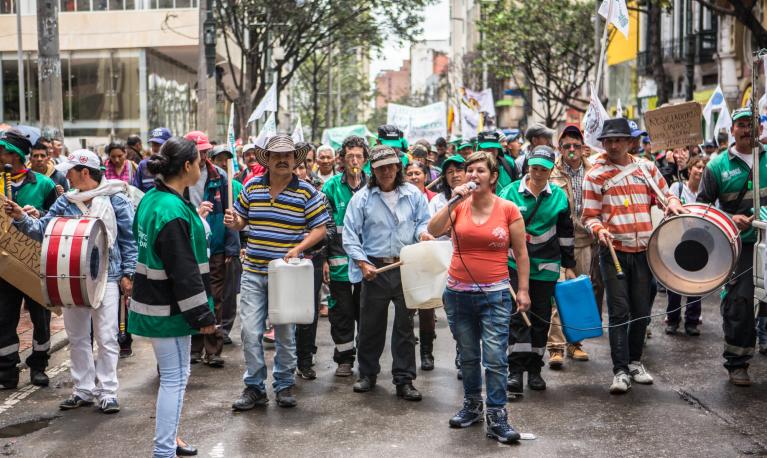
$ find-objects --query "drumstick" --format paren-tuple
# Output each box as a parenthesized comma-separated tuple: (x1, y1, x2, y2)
(426, 178, 441, 190)
(372, 261, 404, 274)
(607, 242, 626, 279)
(508, 285, 532, 327)
(4, 164, 12, 200)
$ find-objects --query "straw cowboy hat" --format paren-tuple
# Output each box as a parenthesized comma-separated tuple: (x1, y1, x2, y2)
(254, 134, 310, 168)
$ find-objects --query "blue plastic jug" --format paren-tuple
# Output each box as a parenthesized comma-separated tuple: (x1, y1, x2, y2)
(554, 275, 603, 343)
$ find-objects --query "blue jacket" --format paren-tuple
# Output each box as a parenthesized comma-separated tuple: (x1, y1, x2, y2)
(14, 192, 138, 282)
(188, 161, 240, 257)
(132, 159, 155, 193)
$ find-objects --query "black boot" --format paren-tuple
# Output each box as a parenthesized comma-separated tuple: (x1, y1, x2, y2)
(507, 371, 523, 394)
(527, 372, 546, 391)
(0, 368, 19, 390)
(420, 331, 435, 371)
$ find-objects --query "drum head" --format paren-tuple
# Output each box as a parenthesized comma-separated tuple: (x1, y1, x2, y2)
(648, 214, 737, 296)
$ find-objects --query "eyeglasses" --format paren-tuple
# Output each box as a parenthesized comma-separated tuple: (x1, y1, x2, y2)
(560, 144, 582, 151)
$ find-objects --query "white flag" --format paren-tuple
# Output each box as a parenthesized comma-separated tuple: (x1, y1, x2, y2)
(292, 117, 304, 144)
(460, 105, 480, 140)
(247, 81, 277, 124)
(226, 103, 239, 172)
(582, 84, 610, 152)
(599, 0, 630, 39)
(714, 104, 734, 147)
(616, 99, 623, 118)
(254, 112, 276, 148)
(702, 85, 727, 128)
(462, 88, 495, 118)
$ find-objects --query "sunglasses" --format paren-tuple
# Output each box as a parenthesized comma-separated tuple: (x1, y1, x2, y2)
(560, 143, 582, 150)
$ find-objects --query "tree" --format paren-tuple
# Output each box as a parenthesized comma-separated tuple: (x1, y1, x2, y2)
(214, 0, 433, 139)
(694, 0, 767, 49)
(478, 0, 597, 126)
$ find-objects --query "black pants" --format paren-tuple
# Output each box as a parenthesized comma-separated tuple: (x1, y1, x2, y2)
(0, 278, 51, 373)
(329, 280, 361, 365)
(357, 260, 416, 385)
(296, 256, 324, 367)
(508, 269, 556, 374)
(220, 256, 243, 335)
(666, 292, 701, 326)
(599, 248, 652, 375)
(192, 254, 227, 357)
(721, 243, 760, 370)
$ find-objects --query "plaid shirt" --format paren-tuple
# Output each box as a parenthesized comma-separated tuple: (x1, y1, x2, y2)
(563, 161, 585, 217)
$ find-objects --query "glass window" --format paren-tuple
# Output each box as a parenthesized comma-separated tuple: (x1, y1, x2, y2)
(69, 57, 109, 120)
(124, 0, 135, 9)
(94, 0, 107, 10)
(176, 0, 192, 7)
(108, 0, 124, 10)
(75, 0, 91, 11)
(0, 0, 14, 14)
(158, 0, 173, 8)
(60, 0, 76, 12)
(111, 56, 141, 120)
(2, 59, 20, 121)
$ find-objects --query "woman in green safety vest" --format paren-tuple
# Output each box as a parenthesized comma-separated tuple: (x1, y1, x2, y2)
(128, 136, 216, 458)
(499, 145, 576, 397)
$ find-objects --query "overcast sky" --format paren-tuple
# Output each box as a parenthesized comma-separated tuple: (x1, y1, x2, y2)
(369, 0, 449, 81)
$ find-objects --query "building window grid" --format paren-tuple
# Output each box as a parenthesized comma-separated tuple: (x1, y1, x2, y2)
(57, 0, 197, 12)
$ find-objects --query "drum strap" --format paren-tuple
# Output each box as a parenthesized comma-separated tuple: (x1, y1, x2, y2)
(602, 163, 640, 193)
(732, 168, 753, 212)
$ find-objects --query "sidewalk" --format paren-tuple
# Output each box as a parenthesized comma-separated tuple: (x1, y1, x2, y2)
(17, 308, 66, 354)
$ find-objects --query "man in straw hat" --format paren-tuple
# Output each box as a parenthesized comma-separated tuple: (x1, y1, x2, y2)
(225, 134, 330, 410)
(697, 107, 767, 387)
(342, 145, 433, 401)
(581, 118, 685, 394)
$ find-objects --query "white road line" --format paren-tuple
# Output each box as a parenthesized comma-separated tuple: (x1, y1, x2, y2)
(0, 361, 70, 415)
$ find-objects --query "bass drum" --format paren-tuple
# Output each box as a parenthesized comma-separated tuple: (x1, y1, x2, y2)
(647, 203, 740, 296)
(40, 217, 108, 308)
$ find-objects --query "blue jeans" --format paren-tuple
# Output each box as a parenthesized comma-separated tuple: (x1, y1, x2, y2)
(757, 317, 767, 347)
(240, 272, 296, 393)
(151, 335, 191, 458)
(443, 288, 512, 408)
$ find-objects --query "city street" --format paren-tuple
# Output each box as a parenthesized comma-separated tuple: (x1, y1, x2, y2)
(1, 294, 766, 457)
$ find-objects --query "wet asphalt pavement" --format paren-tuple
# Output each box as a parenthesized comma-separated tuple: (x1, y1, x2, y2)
(1, 291, 766, 457)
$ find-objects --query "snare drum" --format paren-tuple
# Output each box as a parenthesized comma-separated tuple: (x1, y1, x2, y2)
(647, 203, 740, 296)
(40, 217, 109, 308)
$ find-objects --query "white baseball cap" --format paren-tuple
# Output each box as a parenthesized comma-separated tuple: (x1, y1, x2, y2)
(55, 149, 101, 174)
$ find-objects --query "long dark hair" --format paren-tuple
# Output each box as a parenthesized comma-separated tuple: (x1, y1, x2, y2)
(147, 137, 198, 178)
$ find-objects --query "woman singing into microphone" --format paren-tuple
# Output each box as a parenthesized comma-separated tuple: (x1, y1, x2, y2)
(428, 152, 530, 444)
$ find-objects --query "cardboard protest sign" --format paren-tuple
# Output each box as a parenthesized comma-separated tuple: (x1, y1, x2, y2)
(643, 102, 703, 151)
(0, 194, 59, 314)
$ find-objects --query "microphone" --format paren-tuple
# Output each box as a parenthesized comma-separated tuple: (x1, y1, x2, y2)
(447, 181, 477, 206)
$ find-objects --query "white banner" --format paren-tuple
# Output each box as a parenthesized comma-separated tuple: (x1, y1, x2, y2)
(387, 102, 447, 144)
(247, 81, 277, 124)
(292, 117, 304, 144)
(599, 0, 630, 39)
(582, 84, 609, 152)
(254, 112, 276, 148)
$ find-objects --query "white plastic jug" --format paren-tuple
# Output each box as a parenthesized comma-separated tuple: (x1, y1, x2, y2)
(267, 258, 314, 325)
(400, 240, 453, 309)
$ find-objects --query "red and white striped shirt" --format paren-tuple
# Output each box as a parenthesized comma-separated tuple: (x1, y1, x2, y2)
(581, 153, 678, 253)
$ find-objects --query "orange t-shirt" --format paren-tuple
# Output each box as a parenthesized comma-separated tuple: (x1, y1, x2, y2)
(448, 196, 523, 284)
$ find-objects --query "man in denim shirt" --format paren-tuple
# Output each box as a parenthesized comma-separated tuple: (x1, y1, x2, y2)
(6, 149, 137, 414)
(343, 145, 433, 401)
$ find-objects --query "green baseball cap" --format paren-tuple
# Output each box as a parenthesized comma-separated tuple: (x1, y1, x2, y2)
(441, 154, 465, 171)
(732, 107, 752, 121)
(527, 145, 556, 170)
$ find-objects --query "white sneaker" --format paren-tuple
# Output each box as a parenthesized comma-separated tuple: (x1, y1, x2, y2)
(628, 361, 654, 384)
(609, 372, 632, 394)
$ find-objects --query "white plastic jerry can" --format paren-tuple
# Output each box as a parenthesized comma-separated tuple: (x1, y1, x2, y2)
(400, 240, 453, 309)
(267, 258, 315, 325)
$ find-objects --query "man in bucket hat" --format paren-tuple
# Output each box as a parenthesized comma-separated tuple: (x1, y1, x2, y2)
(225, 134, 330, 410)
(581, 118, 685, 394)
